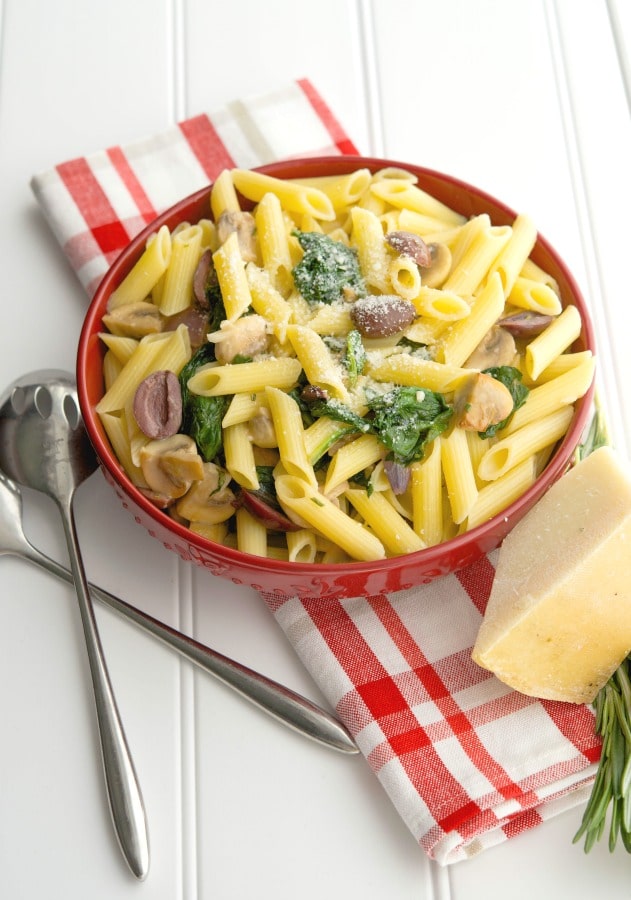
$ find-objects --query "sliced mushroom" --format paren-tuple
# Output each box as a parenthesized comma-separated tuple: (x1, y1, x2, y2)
(464, 325, 516, 369)
(248, 405, 278, 448)
(174, 462, 236, 524)
(103, 301, 163, 338)
(419, 242, 452, 288)
(453, 372, 515, 432)
(216, 210, 258, 262)
(207, 314, 269, 364)
(139, 434, 204, 499)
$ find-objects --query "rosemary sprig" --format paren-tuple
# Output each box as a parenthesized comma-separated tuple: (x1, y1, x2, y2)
(573, 658, 631, 853)
(572, 394, 631, 854)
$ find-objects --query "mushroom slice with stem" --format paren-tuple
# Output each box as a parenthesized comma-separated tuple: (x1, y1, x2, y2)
(453, 372, 515, 432)
(103, 301, 163, 338)
(207, 314, 269, 364)
(419, 242, 452, 288)
(248, 405, 278, 448)
(175, 462, 236, 524)
(216, 210, 258, 263)
(465, 325, 516, 369)
(139, 434, 204, 499)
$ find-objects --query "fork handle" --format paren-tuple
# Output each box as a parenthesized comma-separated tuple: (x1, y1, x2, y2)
(20, 538, 358, 754)
(57, 500, 150, 881)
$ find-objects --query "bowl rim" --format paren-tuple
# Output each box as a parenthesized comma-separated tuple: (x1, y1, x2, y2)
(77, 154, 596, 583)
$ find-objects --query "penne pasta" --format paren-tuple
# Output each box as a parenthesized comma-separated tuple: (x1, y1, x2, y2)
(441, 425, 479, 525)
(266, 387, 317, 489)
(437, 272, 506, 367)
(502, 355, 595, 435)
(410, 437, 443, 546)
(107, 225, 172, 310)
(188, 356, 302, 397)
(367, 353, 474, 393)
(97, 325, 191, 414)
(275, 474, 386, 561)
(232, 168, 336, 221)
(254, 191, 294, 296)
(487, 213, 537, 296)
(286, 529, 318, 563)
(158, 225, 203, 315)
(224, 422, 259, 489)
(508, 277, 563, 316)
(525, 304, 582, 379)
(411, 287, 471, 321)
(465, 457, 537, 529)
(236, 507, 268, 556)
(210, 168, 241, 219)
(324, 433, 384, 494)
(286, 324, 349, 400)
(292, 169, 372, 211)
(350, 206, 391, 292)
(344, 487, 426, 555)
(369, 179, 464, 227)
(213, 230, 253, 321)
(477, 406, 574, 481)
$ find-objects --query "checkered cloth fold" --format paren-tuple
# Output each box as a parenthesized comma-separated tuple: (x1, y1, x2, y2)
(30, 78, 600, 865)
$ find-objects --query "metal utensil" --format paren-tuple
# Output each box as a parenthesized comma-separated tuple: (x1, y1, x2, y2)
(0, 370, 149, 879)
(0, 467, 357, 754)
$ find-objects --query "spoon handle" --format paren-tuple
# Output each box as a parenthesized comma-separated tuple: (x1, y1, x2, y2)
(19, 539, 358, 754)
(57, 500, 150, 881)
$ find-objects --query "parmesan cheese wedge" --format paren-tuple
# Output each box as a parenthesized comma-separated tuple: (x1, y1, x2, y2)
(472, 446, 631, 703)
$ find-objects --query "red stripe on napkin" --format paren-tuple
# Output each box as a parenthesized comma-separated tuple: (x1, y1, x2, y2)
(456, 554, 495, 615)
(178, 114, 237, 180)
(297, 78, 359, 155)
(56, 157, 131, 257)
(106, 146, 158, 224)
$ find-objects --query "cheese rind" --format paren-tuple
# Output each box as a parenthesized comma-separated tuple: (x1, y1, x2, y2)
(472, 446, 631, 703)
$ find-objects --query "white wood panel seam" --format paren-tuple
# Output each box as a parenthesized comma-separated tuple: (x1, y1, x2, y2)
(177, 560, 200, 900)
(355, 0, 385, 156)
(545, 0, 628, 454)
(606, 0, 631, 116)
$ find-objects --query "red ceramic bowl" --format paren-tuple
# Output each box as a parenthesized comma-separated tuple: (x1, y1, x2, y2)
(77, 156, 596, 600)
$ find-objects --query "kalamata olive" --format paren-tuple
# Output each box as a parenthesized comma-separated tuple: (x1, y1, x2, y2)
(164, 306, 210, 349)
(499, 311, 554, 337)
(300, 384, 329, 402)
(384, 460, 410, 495)
(192, 249, 213, 308)
(133, 370, 183, 439)
(385, 231, 432, 267)
(350, 295, 416, 338)
(238, 489, 302, 532)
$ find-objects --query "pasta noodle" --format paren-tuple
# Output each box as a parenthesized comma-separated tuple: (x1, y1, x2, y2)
(108, 225, 172, 310)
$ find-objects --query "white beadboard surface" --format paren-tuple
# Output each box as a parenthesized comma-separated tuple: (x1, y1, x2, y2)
(0, 0, 630, 897)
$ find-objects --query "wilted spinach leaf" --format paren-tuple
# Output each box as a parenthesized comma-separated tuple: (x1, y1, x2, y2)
(179, 344, 230, 461)
(367, 386, 452, 465)
(343, 330, 366, 387)
(292, 231, 366, 305)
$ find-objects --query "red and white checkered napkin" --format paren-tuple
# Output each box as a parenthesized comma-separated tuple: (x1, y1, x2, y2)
(30, 78, 601, 865)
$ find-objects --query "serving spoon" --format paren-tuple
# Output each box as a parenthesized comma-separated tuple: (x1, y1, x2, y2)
(0, 465, 358, 753)
(0, 369, 149, 879)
